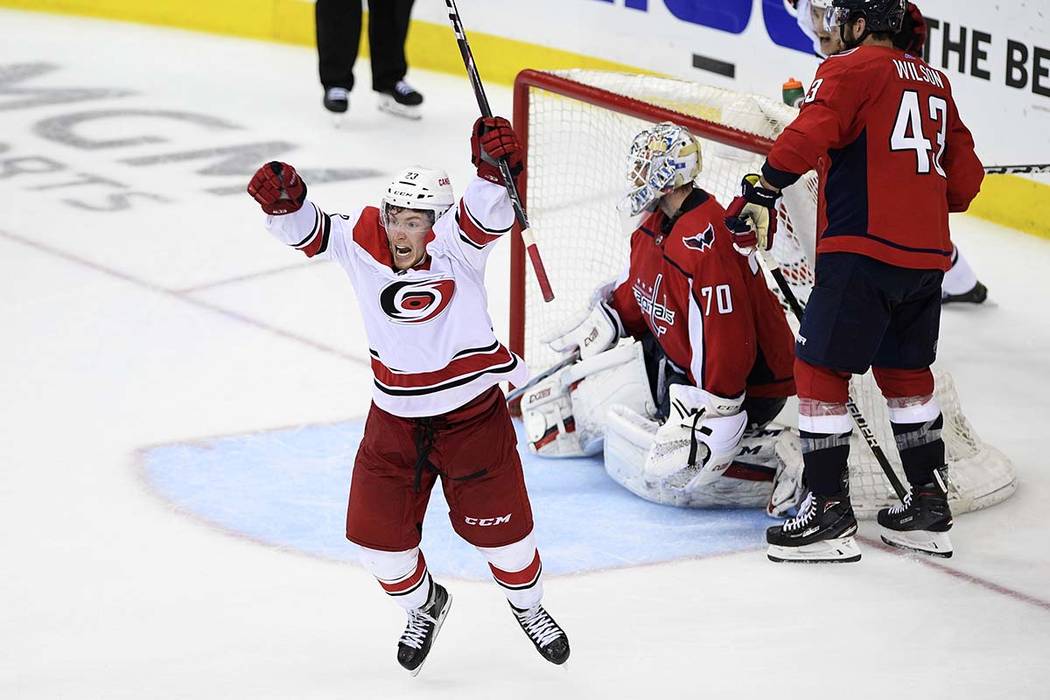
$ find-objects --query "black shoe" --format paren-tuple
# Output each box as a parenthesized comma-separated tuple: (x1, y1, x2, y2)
(377, 80, 423, 119)
(766, 491, 861, 563)
(942, 280, 988, 305)
(510, 603, 570, 665)
(878, 479, 954, 557)
(323, 87, 349, 113)
(397, 583, 452, 676)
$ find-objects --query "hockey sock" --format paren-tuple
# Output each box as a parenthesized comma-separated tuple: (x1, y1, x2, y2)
(476, 532, 544, 610)
(799, 429, 852, 495)
(357, 546, 433, 610)
(890, 413, 946, 487)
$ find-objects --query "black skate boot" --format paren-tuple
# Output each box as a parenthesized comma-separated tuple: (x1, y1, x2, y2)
(397, 582, 452, 676)
(766, 491, 861, 563)
(942, 280, 988, 305)
(377, 80, 423, 120)
(510, 603, 570, 665)
(322, 87, 349, 114)
(878, 477, 954, 557)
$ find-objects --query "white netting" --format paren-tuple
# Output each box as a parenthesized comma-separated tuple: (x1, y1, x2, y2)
(516, 69, 1015, 517)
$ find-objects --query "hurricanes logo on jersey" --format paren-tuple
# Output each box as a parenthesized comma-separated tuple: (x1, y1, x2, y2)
(380, 277, 456, 324)
(682, 224, 715, 252)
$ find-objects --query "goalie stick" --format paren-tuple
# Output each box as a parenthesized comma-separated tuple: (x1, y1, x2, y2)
(984, 163, 1050, 175)
(506, 351, 580, 404)
(445, 0, 556, 303)
(726, 197, 909, 501)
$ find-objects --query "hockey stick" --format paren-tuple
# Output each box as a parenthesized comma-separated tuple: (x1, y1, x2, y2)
(505, 351, 580, 404)
(445, 0, 555, 303)
(984, 164, 1050, 175)
(727, 199, 909, 501)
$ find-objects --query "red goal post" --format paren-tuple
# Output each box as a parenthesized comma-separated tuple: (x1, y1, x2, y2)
(508, 68, 1015, 518)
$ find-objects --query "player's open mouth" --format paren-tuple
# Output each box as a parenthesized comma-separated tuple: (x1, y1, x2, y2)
(395, 245, 412, 256)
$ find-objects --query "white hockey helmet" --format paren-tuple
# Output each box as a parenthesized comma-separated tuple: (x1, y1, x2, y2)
(793, 0, 833, 54)
(381, 166, 456, 227)
(621, 122, 702, 217)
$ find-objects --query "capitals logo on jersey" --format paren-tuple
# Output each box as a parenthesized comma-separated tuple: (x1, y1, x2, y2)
(380, 277, 456, 324)
(632, 273, 676, 336)
(682, 225, 715, 252)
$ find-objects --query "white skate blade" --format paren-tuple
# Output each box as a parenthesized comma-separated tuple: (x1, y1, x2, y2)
(330, 113, 350, 129)
(410, 593, 453, 678)
(378, 95, 422, 120)
(767, 536, 862, 563)
(880, 528, 953, 558)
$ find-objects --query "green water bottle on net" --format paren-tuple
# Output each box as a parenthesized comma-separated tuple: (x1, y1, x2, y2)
(782, 77, 805, 108)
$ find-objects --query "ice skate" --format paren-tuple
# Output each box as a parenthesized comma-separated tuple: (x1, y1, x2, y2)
(377, 80, 423, 119)
(942, 280, 988, 305)
(767, 491, 861, 563)
(510, 603, 570, 665)
(397, 582, 452, 676)
(878, 479, 954, 557)
(323, 86, 349, 113)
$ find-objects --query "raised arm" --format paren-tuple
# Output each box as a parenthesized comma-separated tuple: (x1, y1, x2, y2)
(247, 161, 354, 261)
(438, 117, 524, 267)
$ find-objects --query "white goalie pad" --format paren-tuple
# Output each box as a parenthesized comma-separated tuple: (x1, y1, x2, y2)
(604, 402, 795, 509)
(522, 340, 655, 457)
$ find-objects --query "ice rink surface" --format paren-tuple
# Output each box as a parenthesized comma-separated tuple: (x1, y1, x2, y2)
(2, 10, 1049, 699)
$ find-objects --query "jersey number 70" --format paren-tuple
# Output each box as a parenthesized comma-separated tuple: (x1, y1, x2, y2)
(890, 90, 948, 178)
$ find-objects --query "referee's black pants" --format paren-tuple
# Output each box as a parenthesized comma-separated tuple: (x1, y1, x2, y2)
(316, 0, 415, 92)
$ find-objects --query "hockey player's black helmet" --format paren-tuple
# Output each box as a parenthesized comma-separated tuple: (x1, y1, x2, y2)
(828, 0, 906, 34)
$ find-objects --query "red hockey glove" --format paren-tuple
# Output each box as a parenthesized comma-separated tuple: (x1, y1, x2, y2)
(247, 161, 307, 215)
(894, 2, 927, 55)
(725, 174, 779, 255)
(471, 116, 523, 184)
(726, 216, 760, 257)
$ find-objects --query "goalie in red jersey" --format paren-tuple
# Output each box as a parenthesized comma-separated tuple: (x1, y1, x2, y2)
(522, 122, 800, 514)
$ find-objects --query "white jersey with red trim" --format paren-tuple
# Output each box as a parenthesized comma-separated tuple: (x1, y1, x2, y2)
(263, 176, 528, 417)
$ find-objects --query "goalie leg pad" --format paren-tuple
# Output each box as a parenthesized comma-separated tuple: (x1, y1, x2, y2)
(604, 405, 783, 508)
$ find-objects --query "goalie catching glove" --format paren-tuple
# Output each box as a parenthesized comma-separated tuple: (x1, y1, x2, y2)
(247, 161, 307, 215)
(471, 116, 524, 185)
(725, 174, 780, 255)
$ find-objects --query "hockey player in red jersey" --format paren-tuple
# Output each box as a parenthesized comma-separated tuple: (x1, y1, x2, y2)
(739, 0, 984, 562)
(528, 122, 798, 512)
(788, 0, 988, 303)
(246, 117, 569, 674)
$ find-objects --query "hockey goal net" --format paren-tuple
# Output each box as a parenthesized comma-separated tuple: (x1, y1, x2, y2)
(510, 69, 1015, 518)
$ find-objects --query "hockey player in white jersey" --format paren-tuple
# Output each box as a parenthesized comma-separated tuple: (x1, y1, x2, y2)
(246, 117, 569, 674)
(787, 0, 988, 304)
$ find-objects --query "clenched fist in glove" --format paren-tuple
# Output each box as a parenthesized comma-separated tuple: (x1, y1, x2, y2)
(247, 161, 307, 215)
(471, 116, 523, 184)
(725, 173, 779, 255)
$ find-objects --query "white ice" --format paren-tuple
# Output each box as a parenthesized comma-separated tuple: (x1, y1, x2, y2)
(1, 10, 1049, 700)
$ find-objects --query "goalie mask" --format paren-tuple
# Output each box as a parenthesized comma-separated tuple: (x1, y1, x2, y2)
(381, 166, 456, 228)
(621, 122, 702, 217)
